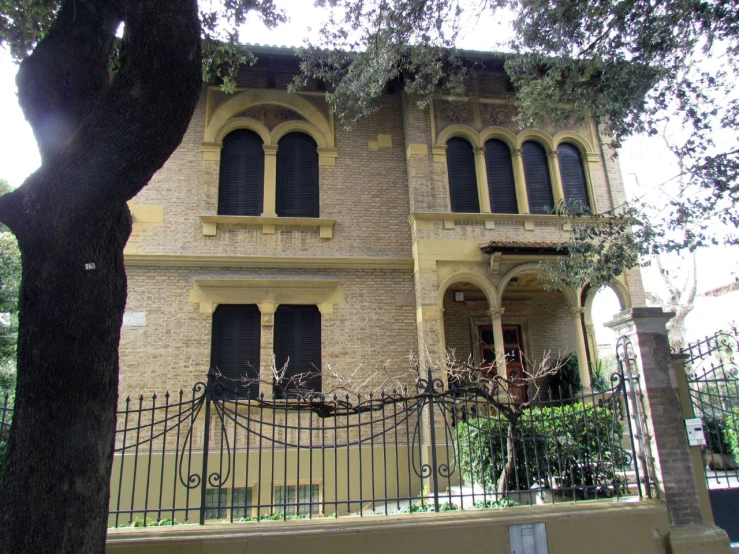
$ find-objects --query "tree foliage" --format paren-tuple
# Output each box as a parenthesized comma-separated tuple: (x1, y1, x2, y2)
(0, 0, 286, 91)
(297, 0, 739, 283)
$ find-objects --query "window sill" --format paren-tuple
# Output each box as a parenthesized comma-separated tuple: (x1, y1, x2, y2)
(200, 215, 337, 239)
(408, 212, 580, 232)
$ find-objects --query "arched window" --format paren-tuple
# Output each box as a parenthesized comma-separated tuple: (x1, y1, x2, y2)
(210, 304, 261, 399)
(276, 132, 319, 218)
(218, 129, 264, 216)
(446, 137, 480, 213)
(558, 143, 590, 209)
(484, 139, 518, 214)
(522, 141, 554, 214)
(273, 305, 322, 398)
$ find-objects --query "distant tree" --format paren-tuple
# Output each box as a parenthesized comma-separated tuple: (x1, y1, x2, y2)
(0, 180, 11, 233)
(0, 232, 20, 365)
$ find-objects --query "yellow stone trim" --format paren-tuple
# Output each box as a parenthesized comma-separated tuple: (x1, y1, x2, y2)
(377, 134, 392, 148)
(189, 278, 345, 314)
(406, 143, 429, 158)
(200, 142, 222, 162)
(431, 145, 447, 163)
(213, 117, 271, 145)
(199, 215, 336, 239)
(125, 202, 164, 255)
(124, 254, 414, 270)
(204, 89, 334, 147)
(368, 134, 392, 151)
(409, 211, 591, 227)
(129, 204, 163, 224)
(317, 147, 339, 167)
(262, 144, 278, 216)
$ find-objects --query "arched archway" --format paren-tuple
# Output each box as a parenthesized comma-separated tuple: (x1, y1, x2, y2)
(581, 282, 630, 383)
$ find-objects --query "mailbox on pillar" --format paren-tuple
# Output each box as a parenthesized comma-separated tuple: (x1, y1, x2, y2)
(685, 418, 707, 447)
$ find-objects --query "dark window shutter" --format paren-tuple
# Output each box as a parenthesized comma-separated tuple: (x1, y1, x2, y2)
(273, 305, 321, 398)
(558, 143, 590, 209)
(522, 141, 554, 214)
(446, 137, 480, 213)
(276, 133, 319, 218)
(484, 139, 518, 214)
(210, 305, 261, 399)
(218, 130, 264, 216)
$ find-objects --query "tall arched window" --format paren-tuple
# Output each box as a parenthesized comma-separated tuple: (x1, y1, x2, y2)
(276, 132, 319, 218)
(210, 304, 261, 399)
(273, 305, 322, 398)
(446, 137, 480, 213)
(218, 129, 265, 216)
(558, 143, 590, 210)
(484, 139, 518, 214)
(522, 141, 554, 214)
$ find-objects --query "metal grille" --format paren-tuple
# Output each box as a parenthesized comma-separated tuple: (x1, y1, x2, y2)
(0, 365, 645, 528)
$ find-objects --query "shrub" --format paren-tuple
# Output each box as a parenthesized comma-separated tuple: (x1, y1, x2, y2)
(457, 402, 628, 498)
(723, 406, 739, 463)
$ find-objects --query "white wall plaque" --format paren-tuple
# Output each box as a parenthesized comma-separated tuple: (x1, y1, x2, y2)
(122, 312, 146, 327)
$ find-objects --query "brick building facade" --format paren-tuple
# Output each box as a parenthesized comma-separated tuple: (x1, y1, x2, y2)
(119, 46, 647, 402)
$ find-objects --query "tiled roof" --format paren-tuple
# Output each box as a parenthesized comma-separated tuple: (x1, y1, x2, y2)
(479, 241, 568, 254)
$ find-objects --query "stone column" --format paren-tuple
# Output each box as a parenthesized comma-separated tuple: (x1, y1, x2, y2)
(261, 144, 278, 217)
(511, 148, 530, 214)
(474, 147, 491, 213)
(489, 307, 507, 379)
(605, 307, 731, 554)
(569, 307, 591, 391)
(548, 149, 565, 207)
(257, 303, 277, 398)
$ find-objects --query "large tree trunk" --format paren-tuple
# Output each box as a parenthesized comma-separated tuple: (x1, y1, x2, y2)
(0, 1, 202, 552)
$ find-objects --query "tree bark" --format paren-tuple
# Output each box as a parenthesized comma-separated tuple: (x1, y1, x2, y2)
(0, 0, 201, 552)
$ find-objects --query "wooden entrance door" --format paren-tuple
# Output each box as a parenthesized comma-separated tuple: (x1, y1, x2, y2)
(476, 324, 528, 402)
(502, 325, 528, 402)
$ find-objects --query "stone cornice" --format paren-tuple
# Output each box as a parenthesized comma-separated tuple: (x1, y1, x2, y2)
(124, 254, 414, 271)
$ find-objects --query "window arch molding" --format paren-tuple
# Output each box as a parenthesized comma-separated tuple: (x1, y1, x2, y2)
(438, 125, 522, 214)
(202, 89, 336, 164)
(214, 118, 271, 146)
(552, 131, 593, 155)
(436, 124, 483, 149)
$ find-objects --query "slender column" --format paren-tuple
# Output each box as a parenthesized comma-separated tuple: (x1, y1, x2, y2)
(569, 307, 591, 391)
(257, 303, 276, 397)
(262, 144, 278, 217)
(474, 147, 491, 213)
(585, 323, 598, 371)
(511, 148, 529, 214)
(489, 308, 507, 379)
(548, 149, 565, 207)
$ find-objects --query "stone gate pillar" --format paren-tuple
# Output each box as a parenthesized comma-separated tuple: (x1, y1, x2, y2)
(605, 307, 730, 553)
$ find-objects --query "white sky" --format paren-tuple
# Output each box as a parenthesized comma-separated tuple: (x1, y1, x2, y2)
(0, 0, 736, 344)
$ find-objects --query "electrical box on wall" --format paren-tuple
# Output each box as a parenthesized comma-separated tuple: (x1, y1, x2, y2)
(685, 417, 707, 446)
(509, 523, 548, 554)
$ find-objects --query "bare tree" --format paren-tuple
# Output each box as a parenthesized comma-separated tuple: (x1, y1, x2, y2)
(444, 351, 566, 495)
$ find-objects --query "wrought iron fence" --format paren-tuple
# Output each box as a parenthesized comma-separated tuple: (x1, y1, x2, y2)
(680, 327, 739, 490)
(0, 363, 647, 528)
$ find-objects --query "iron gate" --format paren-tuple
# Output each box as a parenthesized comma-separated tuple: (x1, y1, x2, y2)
(681, 327, 739, 541)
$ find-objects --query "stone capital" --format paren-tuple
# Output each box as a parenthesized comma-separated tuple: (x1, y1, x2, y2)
(488, 307, 505, 319)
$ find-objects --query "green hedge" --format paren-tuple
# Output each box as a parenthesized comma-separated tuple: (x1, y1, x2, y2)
(723, 406, 739, 462)
(456, 402, 628, 498)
